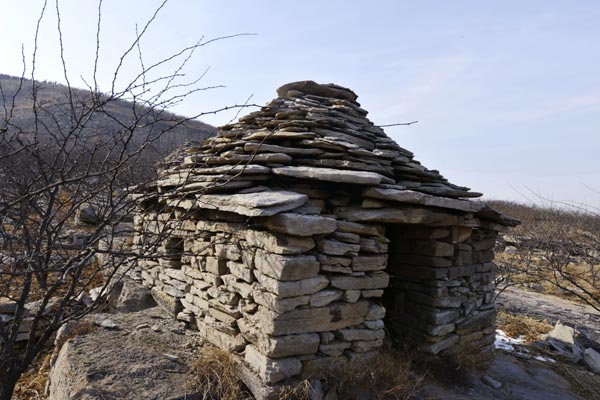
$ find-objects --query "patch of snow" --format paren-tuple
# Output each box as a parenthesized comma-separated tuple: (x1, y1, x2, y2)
(534, 355, 556, 363)
(495, 329, 525, 352)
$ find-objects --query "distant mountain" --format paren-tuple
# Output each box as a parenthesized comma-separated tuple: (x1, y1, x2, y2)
(0, 73, 216, 159)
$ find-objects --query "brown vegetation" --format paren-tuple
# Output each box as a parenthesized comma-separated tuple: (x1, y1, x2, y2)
(497, 310, 553, 344)
(486, 200, 600, 311)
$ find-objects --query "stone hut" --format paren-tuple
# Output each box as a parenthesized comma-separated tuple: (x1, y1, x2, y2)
(130, 81, 517, 397)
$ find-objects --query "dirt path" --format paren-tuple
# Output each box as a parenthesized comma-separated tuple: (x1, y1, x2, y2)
(496, 287, 600, 345)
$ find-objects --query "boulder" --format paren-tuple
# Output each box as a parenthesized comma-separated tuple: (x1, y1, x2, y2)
(276, 80, 358, 102)
(77, 203, 99, 225)
(116, 280, 157, 312)
(584, 348, 600, 374)
(48, 307, 202, 400)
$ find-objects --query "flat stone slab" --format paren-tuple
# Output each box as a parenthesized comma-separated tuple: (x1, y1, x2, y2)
(48, 307, 201, 400)
(276, 80, 358, 102)
(272, 166, 384, 185)
(194, 190, 308, 216)
(364, 187, 483, 213)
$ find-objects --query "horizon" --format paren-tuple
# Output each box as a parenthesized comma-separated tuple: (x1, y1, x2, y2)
(1, 0, 598, 210)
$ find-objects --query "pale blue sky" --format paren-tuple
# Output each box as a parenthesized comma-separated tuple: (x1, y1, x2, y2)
(1, 1, 599, 208)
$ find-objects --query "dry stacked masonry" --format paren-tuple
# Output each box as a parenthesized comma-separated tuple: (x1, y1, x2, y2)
(129, 81, 517, 394)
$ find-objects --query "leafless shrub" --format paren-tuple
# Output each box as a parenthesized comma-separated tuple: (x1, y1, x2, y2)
(486, 200, 600, 312)
(0, 1, 256, 398)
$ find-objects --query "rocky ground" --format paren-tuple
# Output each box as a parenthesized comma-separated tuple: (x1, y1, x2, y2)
(41, 284, 600, 400)
(497, 287, 600, 345)
(48, 307, 203, 400)
(418, 287, 600, 400)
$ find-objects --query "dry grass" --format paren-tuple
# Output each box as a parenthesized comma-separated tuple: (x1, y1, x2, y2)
(13, 352, 51, 400)
(497, 311, 553, 344)
(188, 343, 422, 400)
(315, 344, 423, 400)
(187, 346, 252, 400)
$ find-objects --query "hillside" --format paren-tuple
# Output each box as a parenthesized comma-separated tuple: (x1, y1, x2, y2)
(0, 73, 216, 159)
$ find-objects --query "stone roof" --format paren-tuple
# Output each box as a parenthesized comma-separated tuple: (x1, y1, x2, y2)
(153, 80, 518, 227)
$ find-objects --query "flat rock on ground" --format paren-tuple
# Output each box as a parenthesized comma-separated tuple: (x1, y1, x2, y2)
(48, 307, 201, 400)
(497, 287, 600, 346)
(419, 353, 585, 400)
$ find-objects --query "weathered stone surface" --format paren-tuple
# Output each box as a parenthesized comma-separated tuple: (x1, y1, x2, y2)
(150, 288, 182, 316)
(197, 320, 246, 351)
(246, 230, 315, 254)
(117, 280, 157, 312)
(48, 308, 202, 400)
(254, 301, 370, 335)
(309, 289, 343, 307)
(351, 255, 387, 271)
(338, 328, 385, 341)
(254, 249, 320, 281)
(277, 80, 358, 102)
(319, 341, 351, 356)
(337, 207, 462, 226)
(245, 345, 302, 384)
(329, 273, 389, 290)
(351, 339, 384, 353)
(227, 261, 254, 283)
(238, 319, 320, 358)
(255, 272, 329, 298)
(261, 213, 336, 236)
(195, 191, 308, 216)
(584, 348, 600, 374)
(77, 203, 99, 225)
(336, 220, 384, 236)
(253, 290, 310, 313)
(273, 166, 385, 185)
(317, 239, 360, 256)
(421, 334, 459, 354)
(364, 187, 483, 213)
(244, 142, 323, 156)
(365, 303, 386, 320)
(547, 321, 578, 346)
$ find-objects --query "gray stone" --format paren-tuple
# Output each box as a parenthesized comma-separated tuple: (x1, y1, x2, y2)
(338, 328, 385, 341)
(351, 339, 383, 353)
(482, 375, 503, 389)
(363, 187, 482, 213)
(77, 203, 99, 225)
(244, 345, 302, 384)
(319, 341, 351, 357)
(329, 273, 389, 290)
(365, 303, 386, 320)
(272, 166, 385, 185)
(150, 288, 182, 316)
(246, 230, 315, 255)
(584, 348, 600, 374)
(309, 289, 343, 307)
(317, 239, 360, 256)
(255, 272, 329, 298)
(261, 213, 337, 236)
(195, 190, 308, 216)
(277, 81, 358, 102)
(116, 280, 157, 312)
(253, 301, 370, 335)
(254, 249, 320, 281)
(351, 255, 387, 271)
(547, 321, 578, 346)
(238, 320, 320, 357)
(336, 207, 462, 226)
(253, 290, 310, 313)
